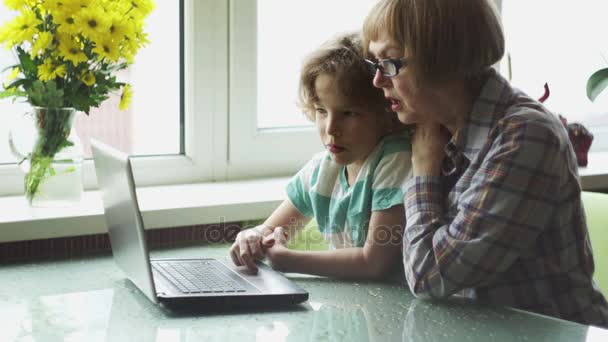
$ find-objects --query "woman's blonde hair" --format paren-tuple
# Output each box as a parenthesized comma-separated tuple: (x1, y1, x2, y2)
(297, 32, 386, 121)
(362, 0, 504, 84)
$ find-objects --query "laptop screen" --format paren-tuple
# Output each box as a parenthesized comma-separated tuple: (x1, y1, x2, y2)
(91, 139, 158, 304)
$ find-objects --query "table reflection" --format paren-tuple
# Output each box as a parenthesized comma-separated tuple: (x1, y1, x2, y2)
(1, 249, 607, 342)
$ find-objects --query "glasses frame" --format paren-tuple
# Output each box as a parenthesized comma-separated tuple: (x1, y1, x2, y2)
(365, 58, 408, 77)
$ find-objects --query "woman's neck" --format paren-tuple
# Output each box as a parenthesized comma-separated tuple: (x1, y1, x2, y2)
(430, 81, 476, 135)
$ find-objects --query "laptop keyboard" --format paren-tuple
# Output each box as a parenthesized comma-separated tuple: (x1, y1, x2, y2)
(153, 260, 247, 294)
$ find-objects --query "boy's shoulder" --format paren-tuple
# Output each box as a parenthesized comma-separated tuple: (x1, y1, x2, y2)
(305, 150, 334, 171)
(297, 150, 340, 181)
(380, 130, 413, 150)
(374, 131, 413, 161)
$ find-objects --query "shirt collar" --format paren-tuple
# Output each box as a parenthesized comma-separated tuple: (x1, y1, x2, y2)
(452, 68, 513, 161)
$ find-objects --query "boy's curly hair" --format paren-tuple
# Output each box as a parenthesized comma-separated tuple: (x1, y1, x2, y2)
(297, 32, 387, 121)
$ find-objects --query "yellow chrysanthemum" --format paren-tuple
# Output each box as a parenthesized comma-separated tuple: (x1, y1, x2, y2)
(3, 0, 21, 10)
(37, 59, 67, 81)
(71, 0, 92, 10)
(30, 31, 53, 57)
(101, 0, 129, 15)
(76, 5, 110, 41)
(55, 13, 80, 36)
(41, 0, 77, 15)
(119, 84, 133, 111)
(3, 67, 20, 87)
(107, 14, 129, 43)
(0, 24, 10, 48)
(0, 10, 41, 47)
(93, 36, 120, 62)
(79, 70, 95, 86)
(130, 0, 155, 19)
(3, 0, 37, 11)
(7, 67, 20, 81)
(57, 34, 87, 65)
(121, 27, 149, 62)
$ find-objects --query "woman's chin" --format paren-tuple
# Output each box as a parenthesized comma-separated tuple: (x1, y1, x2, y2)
(397, 112, 418, 125)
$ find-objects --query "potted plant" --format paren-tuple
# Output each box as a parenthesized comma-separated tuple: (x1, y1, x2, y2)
(0, 0, 154, 206)
(587, 67, 608, 102)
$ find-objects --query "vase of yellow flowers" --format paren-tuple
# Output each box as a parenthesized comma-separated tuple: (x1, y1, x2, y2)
(9, 106, 83, 207)
(0, 0, 152, 206)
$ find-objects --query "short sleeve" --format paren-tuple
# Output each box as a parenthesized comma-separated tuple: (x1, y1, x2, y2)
(371, 137, 413, 211)
(286, 154, 323, 217)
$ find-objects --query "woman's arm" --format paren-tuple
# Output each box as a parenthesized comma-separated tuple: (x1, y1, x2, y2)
(403, 118, 563, 298)
(265, 204, 405, 279)
(229, 199, 310, 272)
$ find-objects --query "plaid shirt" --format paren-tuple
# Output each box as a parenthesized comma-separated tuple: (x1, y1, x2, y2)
(402, 68, 608, 327)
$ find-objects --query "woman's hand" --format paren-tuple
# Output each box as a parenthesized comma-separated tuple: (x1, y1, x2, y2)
(229, 225, 272, 274)
(262, 226, 291, 272)
(411, 122, 449, 176)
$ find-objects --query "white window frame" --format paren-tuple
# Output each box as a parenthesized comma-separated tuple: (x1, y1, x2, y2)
(226, 0, 323, 179)
(0, 0, 221, 195)
(0, 0, 513, 197)
(0, 0, 323, 197)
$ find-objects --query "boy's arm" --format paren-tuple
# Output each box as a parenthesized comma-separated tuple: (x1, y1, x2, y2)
(262, 199, 311, 237)
(266, 204, 404, 279)
(229, 199, 310, 272)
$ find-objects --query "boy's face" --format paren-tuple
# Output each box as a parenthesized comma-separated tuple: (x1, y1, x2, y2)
(313, 73, 387, 170)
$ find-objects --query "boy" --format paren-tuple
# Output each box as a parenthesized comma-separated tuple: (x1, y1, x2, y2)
(229, 32, 412, 279)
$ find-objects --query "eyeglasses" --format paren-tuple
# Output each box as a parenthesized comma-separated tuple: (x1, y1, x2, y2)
(364, 58, 407, 77)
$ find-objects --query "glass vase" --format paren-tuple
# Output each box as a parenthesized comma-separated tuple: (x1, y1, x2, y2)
(9, 107, 84, 207)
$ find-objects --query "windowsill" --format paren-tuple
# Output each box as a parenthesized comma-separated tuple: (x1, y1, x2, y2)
(578, 151, 608, 191)
(0, 177, 290, 243)
(1, 151, 608, 244)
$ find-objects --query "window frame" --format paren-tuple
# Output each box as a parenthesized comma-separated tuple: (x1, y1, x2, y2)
(0, 0, 511, 197)
(226, 0, 323, 180)
(0, 0, 223, 196)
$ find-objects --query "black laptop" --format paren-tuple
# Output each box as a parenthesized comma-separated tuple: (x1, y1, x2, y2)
(90, 139, 308, 308)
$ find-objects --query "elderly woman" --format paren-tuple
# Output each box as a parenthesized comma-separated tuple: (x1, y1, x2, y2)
(362, 0, 608, 327)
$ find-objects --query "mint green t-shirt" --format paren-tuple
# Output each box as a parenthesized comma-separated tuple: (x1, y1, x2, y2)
(286, 132, 413, 249)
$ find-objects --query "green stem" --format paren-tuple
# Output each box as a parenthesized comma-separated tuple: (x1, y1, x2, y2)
(24, 108, 75, 202)
(25, 153, 53, 201)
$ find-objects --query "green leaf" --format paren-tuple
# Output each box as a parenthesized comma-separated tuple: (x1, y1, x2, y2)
(4, 78, 27, 89)
(16, 46, 37, 79)
(26, 80, 64, 108)
(0, 90, 26, 99)
(63, 166, 76, 174)
(587, 67, 608, 102)
(1, 64, 20, 73)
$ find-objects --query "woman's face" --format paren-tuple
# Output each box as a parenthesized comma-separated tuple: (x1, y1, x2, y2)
(367, 31, 435, 126)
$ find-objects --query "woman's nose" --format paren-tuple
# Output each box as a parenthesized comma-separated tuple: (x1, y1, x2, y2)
(372, 69, 391, 88)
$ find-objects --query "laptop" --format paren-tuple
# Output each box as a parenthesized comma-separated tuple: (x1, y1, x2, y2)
(90, 139, 309, 309)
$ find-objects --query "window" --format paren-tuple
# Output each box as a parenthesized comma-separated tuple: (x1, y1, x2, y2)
(8, 0, 602, 198)
(501, 0, 608, 152)
(0, 1, 187, 195)
(2, 0, 380, 195)
(228, 0, 379, 178)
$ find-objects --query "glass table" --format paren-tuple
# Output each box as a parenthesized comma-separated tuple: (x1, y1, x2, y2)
(1, 244, 607, 341)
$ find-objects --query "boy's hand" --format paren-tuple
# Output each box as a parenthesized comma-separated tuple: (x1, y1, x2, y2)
(262, 227, 290, 272)
(229, 225, 271, 274)
(262, 226, 289, 247)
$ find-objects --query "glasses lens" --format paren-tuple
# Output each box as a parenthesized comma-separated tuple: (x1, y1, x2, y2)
(365, 60, 377, 76)
(379, 60, 397, 76)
